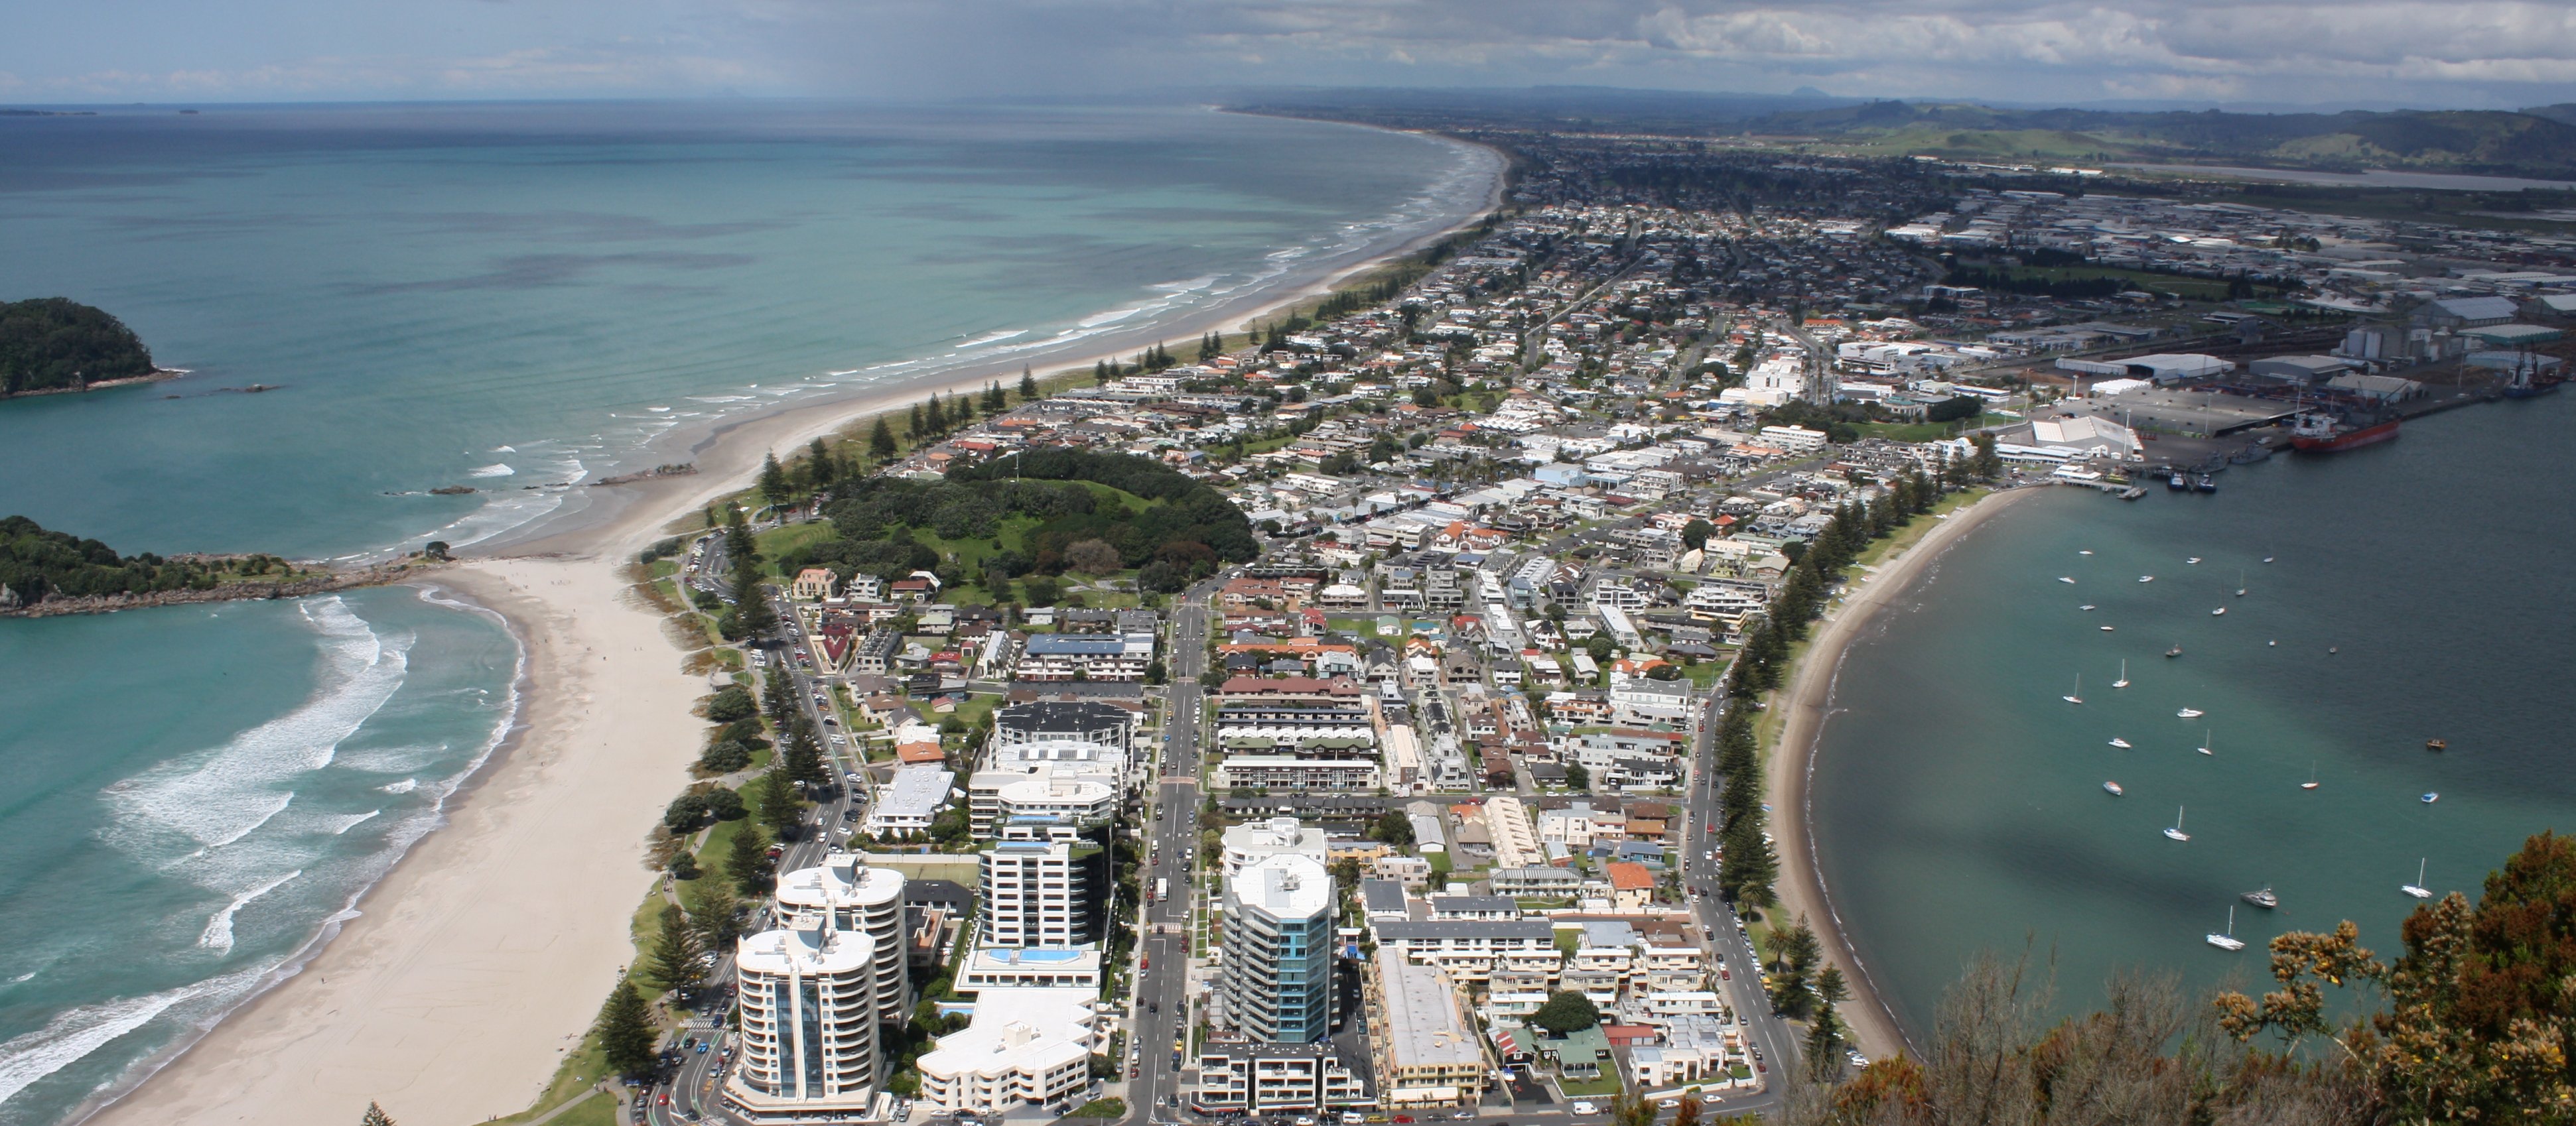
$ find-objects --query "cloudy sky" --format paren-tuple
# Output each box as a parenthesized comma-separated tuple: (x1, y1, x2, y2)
(8, 1, 2576, 110)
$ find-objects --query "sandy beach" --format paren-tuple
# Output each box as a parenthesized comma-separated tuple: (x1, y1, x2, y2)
(90, 555, 707, 1126)
(1765, 485, 2042, 1062)
(85, 132, 1503, 1126)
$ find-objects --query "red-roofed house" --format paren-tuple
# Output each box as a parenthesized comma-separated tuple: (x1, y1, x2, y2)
(1604, 861, 1656, 910)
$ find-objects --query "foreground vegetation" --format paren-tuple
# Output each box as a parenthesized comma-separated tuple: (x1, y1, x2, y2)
(1779, 831, 2576, 1125)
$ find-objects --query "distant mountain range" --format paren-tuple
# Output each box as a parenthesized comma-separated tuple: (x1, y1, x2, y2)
(1227, 86, 2576, 180)
(1741, 101, 2576, 179)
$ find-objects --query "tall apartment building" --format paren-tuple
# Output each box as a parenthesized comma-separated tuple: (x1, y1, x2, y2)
(774, 854, 910, 1032)
(979, 823, 1103, 948)
(723, 924, 885, 1124)
(1220, 853, 1335, 1044)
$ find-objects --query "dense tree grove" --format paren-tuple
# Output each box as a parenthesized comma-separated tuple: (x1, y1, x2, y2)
(0, 298, 155, 397)
(776, 451, 1254, 591)
(1, 515, 256, 603)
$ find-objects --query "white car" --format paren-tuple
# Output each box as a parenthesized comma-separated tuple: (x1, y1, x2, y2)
(1571, 1103, 1599, 1115)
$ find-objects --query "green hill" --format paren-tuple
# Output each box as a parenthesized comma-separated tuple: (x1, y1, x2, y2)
(1, 298, 157, 397)
(1745, 101, 2576, 178)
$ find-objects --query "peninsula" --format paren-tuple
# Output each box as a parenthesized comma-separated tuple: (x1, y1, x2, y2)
(0, 515, 429, 616)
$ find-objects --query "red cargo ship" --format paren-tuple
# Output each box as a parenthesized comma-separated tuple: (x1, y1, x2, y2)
(2288, 412, 2400, 452)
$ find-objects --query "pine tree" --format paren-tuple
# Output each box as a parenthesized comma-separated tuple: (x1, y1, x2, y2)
(762, 671, 797, 727)
(1019, 366, 1038, 399)
(783, 716, 829, 788)
(908, 402, 925, 436)
(360, 1103, 397, 1126)
(647, 903, 705, 996)
(692, 883, 742, 952)
(728, 820, 775, 895)
(1093, 359, 1111, 385)
(1200, 332, 1221, 362)
(1720, 816, 1778, 908)
(754, 763, 799, 838)
(807, 438, 836, 489)
(925, 394, 947, 432)
(954, 391, 974, 422)
(596, 978, 658, 1079)
(731, 565, 776, 637)
(758, 452, 789, 503)
(869, 417, 898, 461)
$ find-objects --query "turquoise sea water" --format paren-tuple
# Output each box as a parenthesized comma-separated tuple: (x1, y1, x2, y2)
(1811, 394, 2576, 1038)
(0, 101, 1485, 1123)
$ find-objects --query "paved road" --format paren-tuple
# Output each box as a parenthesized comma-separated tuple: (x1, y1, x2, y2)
(646, 595, 867, 1126)
(1679, 687, 1798, 1120)
(1129, 580, 1221, 1125)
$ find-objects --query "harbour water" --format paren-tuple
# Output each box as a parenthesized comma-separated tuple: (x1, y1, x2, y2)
(0, 101, 1487, 1123)
(1810, 394, 2576, 1038)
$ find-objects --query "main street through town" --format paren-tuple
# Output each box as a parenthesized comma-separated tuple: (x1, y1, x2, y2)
(1130, 580, 1217, 1126)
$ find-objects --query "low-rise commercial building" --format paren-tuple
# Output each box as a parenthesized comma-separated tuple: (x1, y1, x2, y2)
(915, 986, 1105, 1116)
(1191, 1042, 1369, 1114)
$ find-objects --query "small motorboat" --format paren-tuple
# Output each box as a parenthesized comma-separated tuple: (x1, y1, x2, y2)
(2263, 556, 2275, 563)
(2109, 737, 2132, 748)
(2422, 792, 2440, 804)
(2195, 474, 2218, 493)
(2080, 550, 2093, 556)
(2059, 576, 2076, 584)
(2177, 708, 2205, 719)
(2165, 646, 2184, 658)
(2242, 887, 2279, 910)
(2079, 603, 2096, 611)
(2211, 607, 2226, 616)
(2100, 625, 2116, 632)
(2187, 557, 2202, 564)
(2139, 576, 2155, 583)
(2103, 781, 2124, 796)
(2426, 738, 2447, 752)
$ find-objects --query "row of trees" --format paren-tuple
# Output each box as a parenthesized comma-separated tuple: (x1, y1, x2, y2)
(0, 515, 259, 602)
(1708, 458, 2005, 1065)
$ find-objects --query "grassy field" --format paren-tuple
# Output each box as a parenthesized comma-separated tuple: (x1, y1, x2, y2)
(1852, 413, 2013, 442)
(1853, 488, 1990, 571)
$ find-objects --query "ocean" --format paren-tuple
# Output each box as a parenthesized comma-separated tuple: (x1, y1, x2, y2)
(0, 100, 1491, 1123)
(1810, 394, 2576, 1039)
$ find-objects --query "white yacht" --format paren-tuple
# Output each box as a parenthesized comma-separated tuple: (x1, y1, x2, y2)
(2177, 707, 2205, 719)
(2164, 806, 2191, 842)
(2207, 905, 2246, 952)
(2402, 859, 2433, 900)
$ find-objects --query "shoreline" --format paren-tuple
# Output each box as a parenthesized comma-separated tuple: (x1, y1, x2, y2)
(86, 555, 708, 1126)
(1765, 485, 2043, 1061)
(84, 123, 1506, 1125)
(476, 123, 1508, 560)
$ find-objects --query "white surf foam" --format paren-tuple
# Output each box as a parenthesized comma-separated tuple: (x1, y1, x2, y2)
(104, 597, 412, 856)
(0, 989, 193, 1108)
(196, 869, 303, 954)
(322, 810, 381, 835)
(466, 463, 514, 478)
(377, 778, 419, 794)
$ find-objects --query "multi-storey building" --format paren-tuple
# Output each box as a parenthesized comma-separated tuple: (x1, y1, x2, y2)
(979, 824, 1102, 949)
(915, 986, 1105, 1116)
(724, 924, 886, 1124)
(1191, 1042, 1369, 1114)
(1373, 920, 1562, 983)
(772, 854, 910, 1034)
(1367, 947, 1487, 1109)
(1220, 853, 1335, 1044)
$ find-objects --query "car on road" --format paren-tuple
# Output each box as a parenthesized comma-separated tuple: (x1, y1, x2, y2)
(1657, 1100, 1678, 1110)
(1570, 1103, 1599, 1115)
